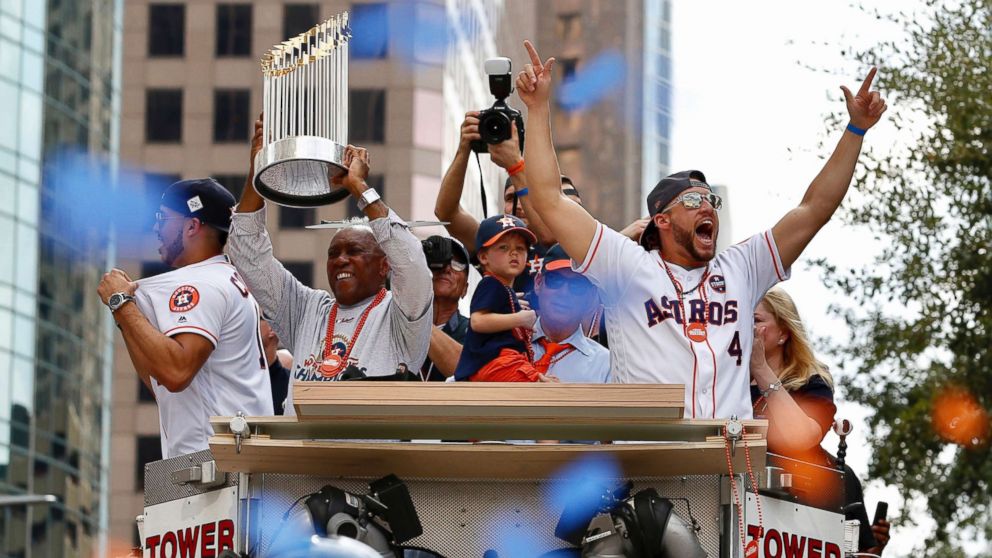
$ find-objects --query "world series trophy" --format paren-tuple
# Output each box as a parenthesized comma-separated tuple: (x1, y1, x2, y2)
(254, 13, 351, 207)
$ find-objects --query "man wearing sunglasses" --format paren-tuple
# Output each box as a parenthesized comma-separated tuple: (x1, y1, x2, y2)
(97, 178, 274, 458)
(419, 236, 472, 380)
(515, 39, 887, 418)
(531, 244, 611, 383)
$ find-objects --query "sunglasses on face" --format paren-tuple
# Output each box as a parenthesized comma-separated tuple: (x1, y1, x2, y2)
(430, 260, 468, 275)
(154, 211, 187, 225)
(663, 192, 723, 212)
(543, 272, 593, 295)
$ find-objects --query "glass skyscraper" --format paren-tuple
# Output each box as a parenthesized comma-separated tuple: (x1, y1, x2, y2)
(0, 0, 121, 555)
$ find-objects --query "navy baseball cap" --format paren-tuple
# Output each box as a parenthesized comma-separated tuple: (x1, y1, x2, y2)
(476, 214, 537, 250)
(639, 170, 710, 249)
(160, 178, 237, 233)
(539, 243, 573, 274)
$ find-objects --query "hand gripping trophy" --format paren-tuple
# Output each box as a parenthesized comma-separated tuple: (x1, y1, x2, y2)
(254, 13, 352, 206)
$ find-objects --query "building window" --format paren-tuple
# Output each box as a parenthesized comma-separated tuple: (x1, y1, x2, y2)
(350, 3, 388, 59)
(559, 58, 579, 80)
(656, 111, 670, 139)
(284, 261, 314, 287)
(556, 12, 581, 40)
(148, 4, 185, 56)
(145, 89, 183, 143)
(216, 4, 252, 57)
(349, 89, 385, 143)
(279, 206, 315, 229)
(213, 89, 250, 142)
(135, 436, 162, 491)
(284, 3, 320, 38)
(347, 174, 383, 218)
(656, 80, 670, 111)
(137, 380, 156, 403)
(213, 174, 247, 199)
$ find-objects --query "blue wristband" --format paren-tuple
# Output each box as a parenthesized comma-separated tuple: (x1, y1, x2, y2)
(846, 122, 867, 136)
(515, 188, 529, 197)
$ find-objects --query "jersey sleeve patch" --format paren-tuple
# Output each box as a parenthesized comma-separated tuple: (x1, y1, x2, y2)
(169, 285, 200, 312)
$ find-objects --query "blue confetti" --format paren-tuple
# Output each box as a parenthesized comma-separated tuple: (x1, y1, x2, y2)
(557, 50, 627, 111)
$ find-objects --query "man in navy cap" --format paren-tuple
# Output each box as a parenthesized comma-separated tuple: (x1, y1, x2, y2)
(97, 178, 273, 458)
(515, 40, 887, 419)
(531, 244, 610, 383)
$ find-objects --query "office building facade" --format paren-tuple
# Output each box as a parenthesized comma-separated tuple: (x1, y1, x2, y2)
(0, 0, 122, 556)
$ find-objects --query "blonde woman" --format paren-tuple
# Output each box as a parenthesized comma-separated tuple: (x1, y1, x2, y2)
(750, 287, 890, 555)
(749, 287, 836, 459)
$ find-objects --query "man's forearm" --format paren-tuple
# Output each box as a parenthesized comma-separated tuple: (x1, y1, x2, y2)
(772, 130, 864, 269)
(115, 304, 196, 391)
(800, 132, 863, 224)
(436, 148, 481, 252)
(371, 208, 433, 321)
(118, 316, 157, 395)
(427, 327, 462, 377)
(238, 164, 265, 213)
(521, 104, 561, 214)
(436, 147, 471, 220)
(515, 172, 556, 246)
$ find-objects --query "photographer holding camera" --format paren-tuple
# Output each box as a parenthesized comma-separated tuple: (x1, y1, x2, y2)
(419, 235, 472, 380)
(435, 59, 560, 298)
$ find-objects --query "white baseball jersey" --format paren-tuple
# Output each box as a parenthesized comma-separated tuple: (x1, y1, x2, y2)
(135, 254, 273, 458)
(574, 222, 790, 418)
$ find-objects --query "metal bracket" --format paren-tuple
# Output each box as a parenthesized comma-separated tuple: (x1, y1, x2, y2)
(725, 416, 743, 457)
(170, 460, 226, 488)
(230, 412, 251, 454)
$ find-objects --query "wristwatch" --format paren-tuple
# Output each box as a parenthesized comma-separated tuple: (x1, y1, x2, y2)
(107, 292, 136, 313)
(356, 188, 381, 212)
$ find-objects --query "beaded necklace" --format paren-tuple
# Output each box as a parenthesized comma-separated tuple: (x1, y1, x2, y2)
(659, 258, 711, 343)
(318, 288, 387, 378)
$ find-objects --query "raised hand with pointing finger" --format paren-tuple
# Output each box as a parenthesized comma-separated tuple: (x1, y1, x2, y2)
(515, 40, 556, 108)
(841, 67, 887, 132)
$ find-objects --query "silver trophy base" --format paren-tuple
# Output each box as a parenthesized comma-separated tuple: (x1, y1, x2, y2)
(253, 136, 350, 207)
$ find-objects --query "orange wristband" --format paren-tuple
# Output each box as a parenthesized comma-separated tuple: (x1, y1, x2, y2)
(507, 159, 525, 177)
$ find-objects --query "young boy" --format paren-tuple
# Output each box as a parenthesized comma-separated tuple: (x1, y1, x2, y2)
(454, 215, 554, 382)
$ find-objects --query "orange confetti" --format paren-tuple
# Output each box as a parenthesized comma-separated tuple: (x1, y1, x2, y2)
(931, 386, 990, 447)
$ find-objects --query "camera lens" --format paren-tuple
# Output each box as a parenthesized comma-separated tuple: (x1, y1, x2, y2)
(479, 111, 512, 144)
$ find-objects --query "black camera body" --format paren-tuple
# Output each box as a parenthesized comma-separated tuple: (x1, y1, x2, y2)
(421, 235, 455, 271)
(471, 57, 525, 154)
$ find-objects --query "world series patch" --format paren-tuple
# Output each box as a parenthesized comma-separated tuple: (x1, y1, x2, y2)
(708, 274, 726, 293)
(169, 285, 200, 312)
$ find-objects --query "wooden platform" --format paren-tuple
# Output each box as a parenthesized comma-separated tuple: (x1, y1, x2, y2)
(208, 437, 767, 480)
(293, 382, 684, 419)
(208, 383, 768, 479)
(209, 414, 766, 442)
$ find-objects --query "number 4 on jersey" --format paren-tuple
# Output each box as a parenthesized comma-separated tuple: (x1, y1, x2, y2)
(728, 331, 742, 366)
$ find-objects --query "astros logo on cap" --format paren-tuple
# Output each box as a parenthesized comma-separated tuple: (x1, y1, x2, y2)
(498, 215, 516, 228)
(169, 285, 200, 312)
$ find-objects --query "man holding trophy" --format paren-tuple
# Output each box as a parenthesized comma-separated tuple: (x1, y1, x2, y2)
(229, 119, 433, 415)
(227, 17, 433, 415)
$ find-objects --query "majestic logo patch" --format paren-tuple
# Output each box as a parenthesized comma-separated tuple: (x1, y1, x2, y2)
(186, 195, 203, 213)
(177, 315, 188, 324)
(709, 274, 726, 293)
(169, 285, 200, 312)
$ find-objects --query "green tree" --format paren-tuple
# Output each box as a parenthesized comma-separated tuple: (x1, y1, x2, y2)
(818, 0, 991, 555)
